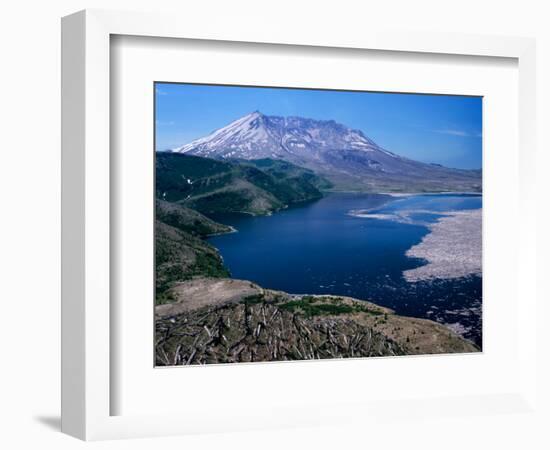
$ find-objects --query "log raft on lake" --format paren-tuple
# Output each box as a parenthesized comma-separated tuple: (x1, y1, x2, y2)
(403, 209, 482, 282)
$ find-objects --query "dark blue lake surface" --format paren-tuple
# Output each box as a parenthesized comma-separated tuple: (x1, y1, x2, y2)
(209, 193, 482, 347)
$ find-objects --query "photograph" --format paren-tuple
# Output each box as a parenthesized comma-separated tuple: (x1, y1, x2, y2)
(154, 83, 483, 366)
(1, 1, 543, 446)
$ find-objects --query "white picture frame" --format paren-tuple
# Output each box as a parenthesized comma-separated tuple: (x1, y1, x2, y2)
(61, 9, 538, 441)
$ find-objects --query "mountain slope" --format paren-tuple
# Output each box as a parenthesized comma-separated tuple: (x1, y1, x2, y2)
(171, 111, 482, 192)
(156, 152, 328, 215)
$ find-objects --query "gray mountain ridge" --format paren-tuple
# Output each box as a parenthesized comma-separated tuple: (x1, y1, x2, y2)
(170, 111, 482, 192)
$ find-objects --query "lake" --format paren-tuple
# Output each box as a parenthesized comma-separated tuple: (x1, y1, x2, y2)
(209, 193, 482, 347)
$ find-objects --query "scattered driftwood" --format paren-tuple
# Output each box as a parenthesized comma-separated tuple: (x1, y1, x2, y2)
(155, 300, 405, 365)
(154, 278, 479, 365)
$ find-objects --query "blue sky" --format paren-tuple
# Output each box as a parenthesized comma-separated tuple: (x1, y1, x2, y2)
(155, 83, 482, 169)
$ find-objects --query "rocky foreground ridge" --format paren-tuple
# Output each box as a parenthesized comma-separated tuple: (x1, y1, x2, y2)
(155, 278, 478, 366)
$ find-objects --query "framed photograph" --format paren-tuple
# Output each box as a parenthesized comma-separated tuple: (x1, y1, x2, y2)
(62, 9, 538, 440)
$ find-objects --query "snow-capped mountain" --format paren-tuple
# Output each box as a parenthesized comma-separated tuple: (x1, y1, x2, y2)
(173, 110, 393, 159)
(170, 112, 481, 192)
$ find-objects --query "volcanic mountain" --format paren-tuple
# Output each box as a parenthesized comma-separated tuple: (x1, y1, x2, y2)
(170, 111, 481, 192)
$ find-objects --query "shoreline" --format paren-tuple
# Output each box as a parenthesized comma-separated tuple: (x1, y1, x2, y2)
(382, 191, 482, 197)
(322, 190, 482, 196)
(206, 225, 238, 237)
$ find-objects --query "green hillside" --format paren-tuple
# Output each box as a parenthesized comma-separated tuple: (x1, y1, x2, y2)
(155, 221, 230, 302)
(155, 201, 232, 303)
(156, 153, 329, 216)
(243, 158, 333, 191)
(156, 199, 232, 237)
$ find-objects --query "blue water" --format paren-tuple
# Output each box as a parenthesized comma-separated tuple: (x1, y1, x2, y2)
(208, 193, 482, 347)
